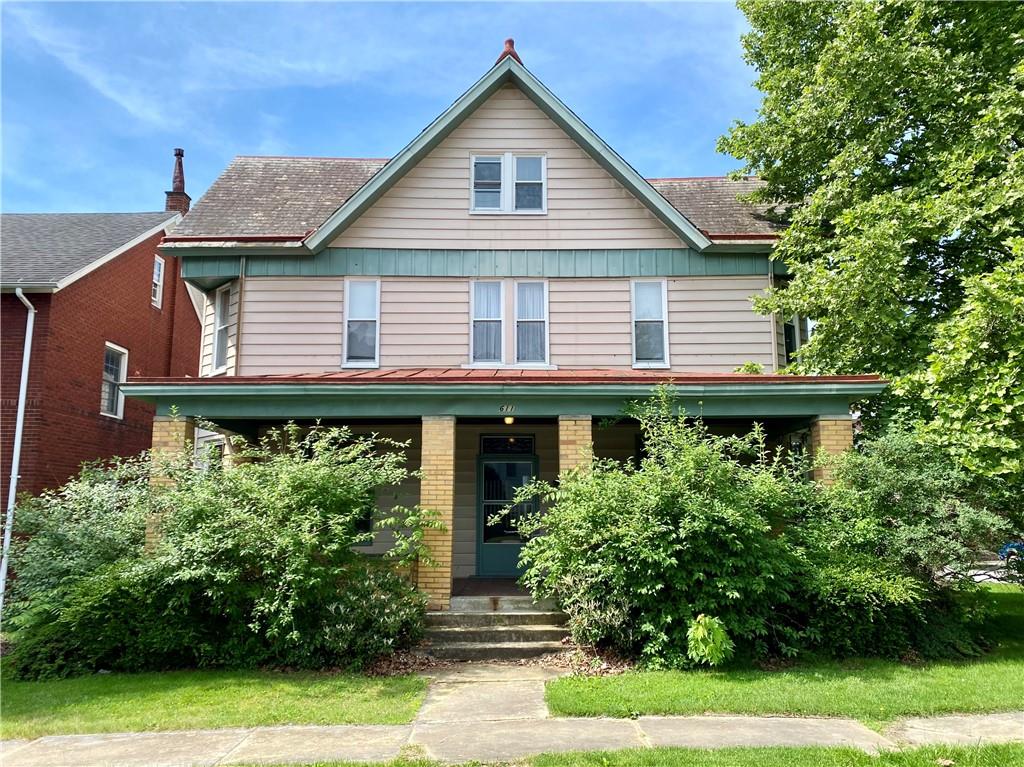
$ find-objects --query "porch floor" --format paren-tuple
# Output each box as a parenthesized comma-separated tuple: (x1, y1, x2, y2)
(451, 578, 528, 597)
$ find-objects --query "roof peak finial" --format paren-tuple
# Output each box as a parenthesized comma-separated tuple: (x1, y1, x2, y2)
(495, 38, 522, 66)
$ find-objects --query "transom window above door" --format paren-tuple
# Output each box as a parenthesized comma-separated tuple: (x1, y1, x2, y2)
(471, 153, 547, 214)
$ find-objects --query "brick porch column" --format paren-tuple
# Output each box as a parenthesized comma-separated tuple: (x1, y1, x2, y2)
(417, 415, 456, 610)
(147, 414, 196, 548)
(558, 415, 593, 473)
(809, 416, 854, 484)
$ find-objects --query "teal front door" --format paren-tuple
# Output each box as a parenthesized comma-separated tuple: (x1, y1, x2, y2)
(477, 435, 537, 577)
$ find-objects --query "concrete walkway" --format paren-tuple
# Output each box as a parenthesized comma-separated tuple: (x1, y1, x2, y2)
(3, 664, 1022, 766)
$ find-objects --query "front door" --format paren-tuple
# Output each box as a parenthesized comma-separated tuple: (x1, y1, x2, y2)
(477, 434, 537, 577)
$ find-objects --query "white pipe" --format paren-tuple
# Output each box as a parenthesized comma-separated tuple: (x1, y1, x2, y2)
(0, 288, 37, 620)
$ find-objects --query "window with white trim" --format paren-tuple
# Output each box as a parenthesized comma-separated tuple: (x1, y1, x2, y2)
(471, 153, 546, 213)
(515, 281, 548, 364)
(100, 342, 128, 418)
(212, 285, 231, 372)
(344, 279, 380, 367)
(151, 255, 165, 308)
(632, 280, 669, 368)
(471, 281, 503, 363)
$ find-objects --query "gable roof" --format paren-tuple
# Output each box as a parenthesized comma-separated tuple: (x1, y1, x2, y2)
(168, 58, 785, 254)
(303, 57, 712, 252)
(166, 159, 779, 248)
(1, 212, 178, 290)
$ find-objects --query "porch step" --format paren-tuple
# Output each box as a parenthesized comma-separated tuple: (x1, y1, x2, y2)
(427, 611, 567, 628)
(449, 595, 558, 613)
(425, 624, 568, 643)
(424, 605, 569, 661)
(426, 640, 567, 661)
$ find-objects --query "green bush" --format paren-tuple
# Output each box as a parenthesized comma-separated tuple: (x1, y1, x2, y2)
(6, 455, 151, 615)
(513, 391, 1008, 665)
(8, 424, 437, 679)
(513, 392, 806, 666)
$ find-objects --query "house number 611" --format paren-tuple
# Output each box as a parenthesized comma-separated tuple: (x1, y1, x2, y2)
(499, 404, 516, 413)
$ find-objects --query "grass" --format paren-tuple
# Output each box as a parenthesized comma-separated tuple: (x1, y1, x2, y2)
(232, 744, 1024, 767)
(547, 585, 1024, 724)
(0, 669, 427, 740)
(533, 744, 1024, 767)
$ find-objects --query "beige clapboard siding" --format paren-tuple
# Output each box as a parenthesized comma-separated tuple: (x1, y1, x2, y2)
(549, 279, 633, 367)
(667, 277, 776, 372)
(452, 423, 558, 578)
(331, 84, 684, 250)
(379, 279, 469, 368)
(231, 276, 777, 375)
(199, 281, 240, 377)
(238, 277, 344, 376)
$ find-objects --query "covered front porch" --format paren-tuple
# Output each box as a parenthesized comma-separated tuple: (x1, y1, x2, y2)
(124, 368, 885, 609)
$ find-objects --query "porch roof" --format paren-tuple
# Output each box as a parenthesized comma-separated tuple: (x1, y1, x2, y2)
(123, 369, 885, 419)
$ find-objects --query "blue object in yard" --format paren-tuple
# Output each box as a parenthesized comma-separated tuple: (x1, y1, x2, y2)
(998, 542, 1023, 561)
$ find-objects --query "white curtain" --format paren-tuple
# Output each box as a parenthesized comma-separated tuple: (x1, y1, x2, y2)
(517, 282, 545, 320)
(474, 282, 502, 319)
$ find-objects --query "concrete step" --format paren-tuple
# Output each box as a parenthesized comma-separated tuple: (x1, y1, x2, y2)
(425, 624, 568, 643)
(426, 640, 566, 661)
(427, 611, 567, 628)
(449, 595, 558, 613)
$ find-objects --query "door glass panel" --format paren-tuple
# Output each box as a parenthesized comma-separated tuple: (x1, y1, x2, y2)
(481, 460, 534, 543)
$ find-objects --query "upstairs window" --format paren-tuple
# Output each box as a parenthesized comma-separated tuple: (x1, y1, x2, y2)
(213, 285, 231, 372)
(471, 153, 546, 213)
(515, 281, 548, 364)
(471, 281, 503, 363)
(344, 279, 380, 367)
(632, 280, 669, 368)
(472, 156, 503, 211)
(101, 342, 128, 418)
(151, 255, 165, 308)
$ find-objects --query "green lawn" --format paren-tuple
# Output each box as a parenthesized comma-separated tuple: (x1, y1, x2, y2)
(547, 585, 1024, 724)
(0, 669, 427, 740)
(234, 744, 1024, 767)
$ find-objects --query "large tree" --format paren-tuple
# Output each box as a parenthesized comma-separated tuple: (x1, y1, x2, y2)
(720, 1, 1024, 383)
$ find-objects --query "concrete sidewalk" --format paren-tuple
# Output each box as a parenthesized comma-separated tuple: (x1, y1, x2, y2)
(3, 664, 1022, 766)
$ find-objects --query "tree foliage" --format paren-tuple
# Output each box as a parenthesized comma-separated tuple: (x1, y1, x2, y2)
(719, 0, 1024, 476)
(904, 244, 1024, 478)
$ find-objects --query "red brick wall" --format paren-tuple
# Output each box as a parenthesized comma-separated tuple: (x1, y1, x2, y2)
(0, 230, 201, 497)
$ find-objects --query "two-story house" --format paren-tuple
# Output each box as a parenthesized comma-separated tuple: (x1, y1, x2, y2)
(2, 150, 202, 499)
(124, 43, 884, 610)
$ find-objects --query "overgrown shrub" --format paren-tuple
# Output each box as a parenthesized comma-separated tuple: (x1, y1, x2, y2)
(513, 392, 807, 667)
(513, 390, 1009, 665)
(7, 424, 438, 679)
(5, 455, 151, 615)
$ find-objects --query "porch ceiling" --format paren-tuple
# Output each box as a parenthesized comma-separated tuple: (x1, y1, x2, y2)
(123, 369, 885, 420)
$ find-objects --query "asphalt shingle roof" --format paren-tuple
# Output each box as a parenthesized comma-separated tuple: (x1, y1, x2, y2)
(168, 157, 783, 242)
(1, 211, 178, 287)
(648, 177, 783, 237)
(170, 157, 389, 238)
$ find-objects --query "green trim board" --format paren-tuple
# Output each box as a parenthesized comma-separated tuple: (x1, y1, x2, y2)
(181, 248, 773, 282)
(303, 57, 712, 253)
(122, 381, 885, 420)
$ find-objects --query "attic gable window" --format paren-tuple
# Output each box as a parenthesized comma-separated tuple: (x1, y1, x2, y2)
(471, 153, 546, 214)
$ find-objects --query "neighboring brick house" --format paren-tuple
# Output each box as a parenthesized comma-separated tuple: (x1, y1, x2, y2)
(1, 151, 202, 497)
(125, 44, 885, 610)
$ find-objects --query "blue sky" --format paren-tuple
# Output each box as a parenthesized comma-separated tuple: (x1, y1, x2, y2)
(1, 2, 759, 213)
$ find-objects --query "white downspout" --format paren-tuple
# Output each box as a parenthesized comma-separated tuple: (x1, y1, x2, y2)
(0, 289, 37, 619)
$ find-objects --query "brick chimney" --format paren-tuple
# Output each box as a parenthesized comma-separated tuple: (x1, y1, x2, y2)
(495, 38, 523, 65)
(164, 148, 191, 214)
